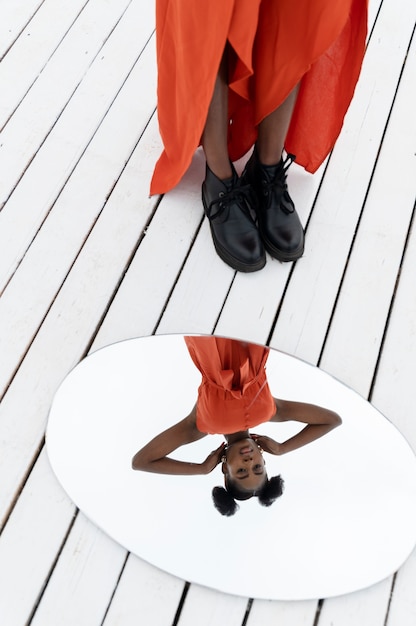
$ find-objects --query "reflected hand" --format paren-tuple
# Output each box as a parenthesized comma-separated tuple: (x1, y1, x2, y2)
(201, 442, 226, 474)
(251, 434, 281, 456)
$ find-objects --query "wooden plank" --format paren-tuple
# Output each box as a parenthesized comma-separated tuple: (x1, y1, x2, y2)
(367, 31, 416, 450)
(247, 599, 318, 626)
(30, 513, 127, 626)
(0, 118, 159, 525)
(0, 0, 155, 281)
(0, 450, 75, 626)
(371, 214, 416, 443)
(176, 585, 248, 626)
(0, 0, 45, 58)
(0, 0, 89, 125)
(319, 23, 416, 396)
(0, 118, 193, 621)
(292, 28, 416, 624)
(255, 15, 416, 626)
(387, 549, 416, 626)
(156, 215, 235, 335)
(0, 0, 134, 206)
(0, 33, 157, 398)
(269, 0, 416, 365)
(93, 148, 214, 346)
(102, 555, 185, 626)
(318, 578, 392, 626)
(368, 112, 416, 626)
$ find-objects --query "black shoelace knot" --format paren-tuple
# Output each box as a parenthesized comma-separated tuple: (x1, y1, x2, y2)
(260, 153, 295, 214)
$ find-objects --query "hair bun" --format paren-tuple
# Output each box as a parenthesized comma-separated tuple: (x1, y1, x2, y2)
(212, 486, 239, 516)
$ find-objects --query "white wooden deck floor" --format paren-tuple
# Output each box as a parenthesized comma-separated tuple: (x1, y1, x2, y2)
(0, 0, 415, 624)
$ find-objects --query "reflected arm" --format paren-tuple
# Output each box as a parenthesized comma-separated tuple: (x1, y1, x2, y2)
(255, 399, 342, 455)
(132, 404, 220, 475)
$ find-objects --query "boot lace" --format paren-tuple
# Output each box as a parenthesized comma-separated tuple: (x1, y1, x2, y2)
(261, 153, 296, 214)
(206, 180, 254, 221)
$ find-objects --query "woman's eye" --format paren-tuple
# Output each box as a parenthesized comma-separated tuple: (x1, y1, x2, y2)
(237, 468, 247, 474)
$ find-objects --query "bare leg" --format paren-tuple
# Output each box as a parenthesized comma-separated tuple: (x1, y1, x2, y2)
(256, 84, 300, 165)
(201, 50, 233, 180)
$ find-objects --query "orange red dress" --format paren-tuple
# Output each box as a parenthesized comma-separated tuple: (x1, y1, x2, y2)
(184, 336, 276, 434)
(150, 0, 368, 195)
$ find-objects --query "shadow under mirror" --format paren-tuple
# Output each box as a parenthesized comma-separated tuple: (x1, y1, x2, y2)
(46, 334, 416, 600)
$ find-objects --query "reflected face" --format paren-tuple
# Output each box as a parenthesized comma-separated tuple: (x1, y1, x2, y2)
(224, 438, 267, 493)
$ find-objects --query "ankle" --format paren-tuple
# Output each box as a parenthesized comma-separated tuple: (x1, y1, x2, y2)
(206, 163, 233, 181)
(255, 145, 284, 168)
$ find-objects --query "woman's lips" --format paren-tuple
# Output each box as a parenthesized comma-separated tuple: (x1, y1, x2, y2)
(240, 445, 253, 454)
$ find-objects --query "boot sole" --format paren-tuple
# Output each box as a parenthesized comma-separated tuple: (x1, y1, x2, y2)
(211, 231, 266, 272)
(260, 227, 304, 262)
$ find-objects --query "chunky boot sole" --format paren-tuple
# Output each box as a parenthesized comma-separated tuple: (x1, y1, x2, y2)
(259, 224, 304, 262)
(210, 229, 267, 272)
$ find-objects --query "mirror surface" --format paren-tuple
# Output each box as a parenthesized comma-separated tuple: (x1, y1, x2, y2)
(46, 334, 416, 600)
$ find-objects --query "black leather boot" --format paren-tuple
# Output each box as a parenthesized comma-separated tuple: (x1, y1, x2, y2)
(202, 164, 266, 272)
(242, 150, 304, 262)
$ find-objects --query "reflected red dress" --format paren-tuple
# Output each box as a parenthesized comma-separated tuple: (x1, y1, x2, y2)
(184, 336, 276, 434)
(150, 0, 368, 195)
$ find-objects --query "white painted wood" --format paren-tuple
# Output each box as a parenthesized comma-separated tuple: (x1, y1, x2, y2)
(0, 0, 414, 623)
(368, 133, 416, 626)
(320, 26, 416, 396)
(318, 577, 392, 626)
(0, 450, 75, 626)
(0, 2, 155, 282)
(269, 0, 416, 365)
(274, 17, 416, 626)
(94, 148, 218, 347)
(247, 598, 318, 626)
(0, 110, 197, 621)
(367, 0, 383, 36)
(387, 548, 416, 626)
(0, 0, 90, 126)
(156, 215, 236, 334)
(366, 46, 416, 453)
(0, 0, 134, 206)
(290, 29, 416, 626)
(0, 119, 158, 525)
(30, 513, 127, 626)
(102, 555, 185, 626)
(214, 256, 292, 345)
(371, 225, 416, 435)
(0, 35, 157, 397)
(177, 585, 248, 626)
(0, 0, 45, 58)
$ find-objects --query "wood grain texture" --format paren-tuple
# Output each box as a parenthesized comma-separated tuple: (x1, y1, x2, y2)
(0, 0, 415, 623)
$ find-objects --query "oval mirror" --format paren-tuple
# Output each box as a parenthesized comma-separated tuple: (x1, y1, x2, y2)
(46, 334, 416, 600)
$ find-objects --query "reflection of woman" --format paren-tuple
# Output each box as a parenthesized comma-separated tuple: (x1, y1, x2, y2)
(132, 337, 341, 516)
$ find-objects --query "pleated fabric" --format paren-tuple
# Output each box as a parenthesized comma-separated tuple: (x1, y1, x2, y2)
(184, 336, 276, 434)
(150, 0, 368, 195)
